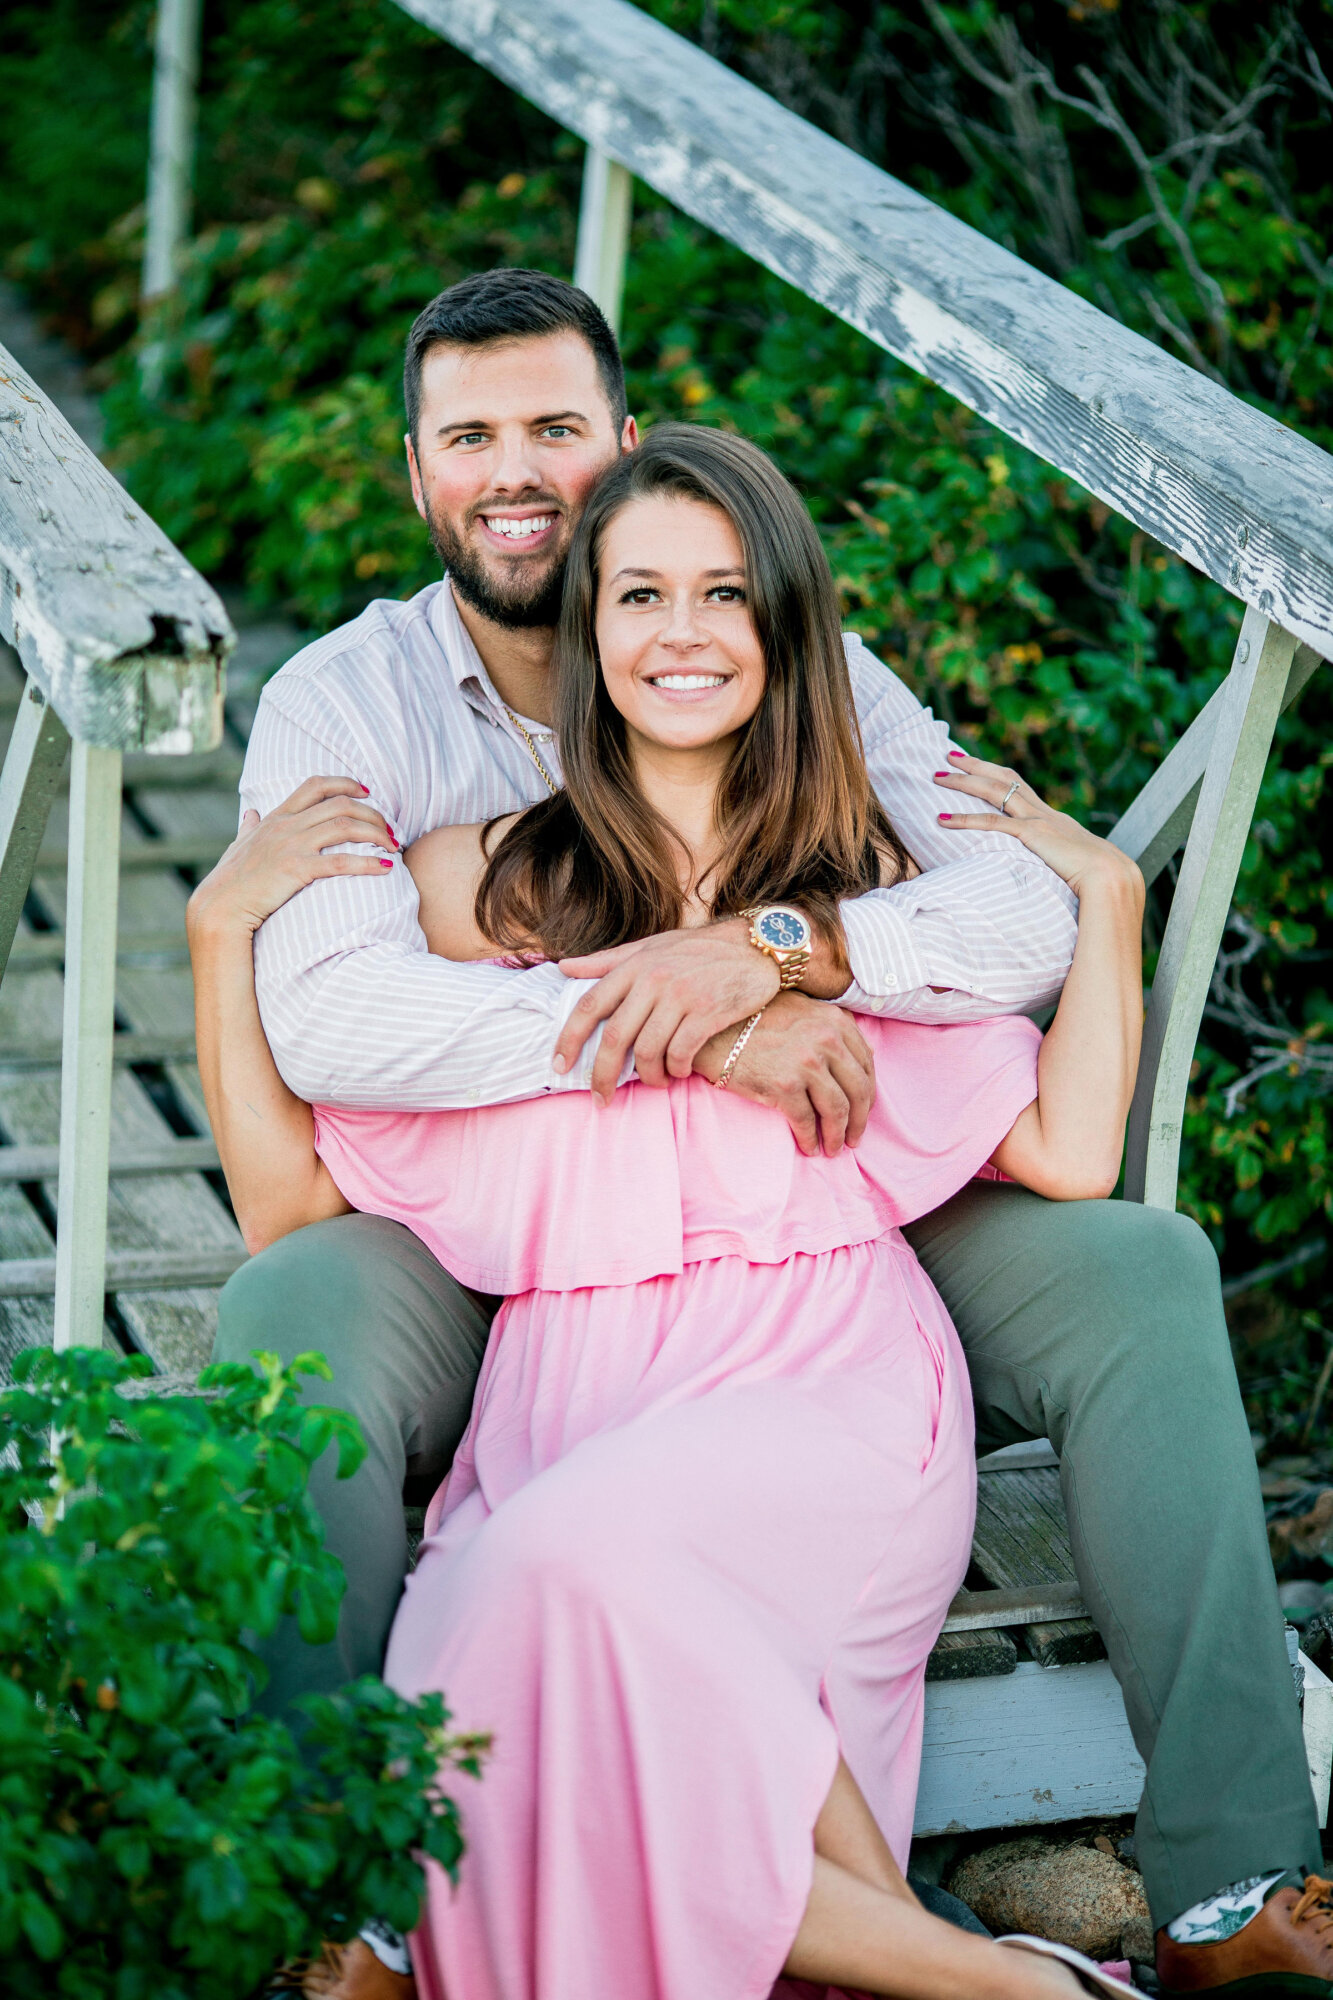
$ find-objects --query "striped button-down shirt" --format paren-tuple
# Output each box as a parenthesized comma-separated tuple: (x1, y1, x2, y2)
(240, 580, 1077, 1108)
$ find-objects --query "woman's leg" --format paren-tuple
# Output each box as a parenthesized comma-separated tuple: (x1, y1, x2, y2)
(791, 1763, 1083, 1999)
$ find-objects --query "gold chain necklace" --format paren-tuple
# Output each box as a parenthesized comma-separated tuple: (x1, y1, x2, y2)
(502, 703, 559, 797)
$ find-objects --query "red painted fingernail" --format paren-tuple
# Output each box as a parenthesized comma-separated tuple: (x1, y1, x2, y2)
(948, 750, 965, 761)
(938, 812, 952, 822)
(934, 770, 950, 779)
(379, 858, 393, 868)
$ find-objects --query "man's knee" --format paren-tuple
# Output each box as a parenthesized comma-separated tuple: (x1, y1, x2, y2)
(1059, 1202, 1223, 1353)
(214, 1212, 433, 1390)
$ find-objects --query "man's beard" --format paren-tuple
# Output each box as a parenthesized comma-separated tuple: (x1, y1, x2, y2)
(424, 496, 569, 630)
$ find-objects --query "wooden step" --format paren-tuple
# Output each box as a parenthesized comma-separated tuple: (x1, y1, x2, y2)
(0, 1137, 220, 1181)
(0, 1029, 196, 1069)
(0, 1246, 246, 1298)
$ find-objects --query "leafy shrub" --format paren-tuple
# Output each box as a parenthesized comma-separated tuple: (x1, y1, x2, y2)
(0, 1344, 484, 1999)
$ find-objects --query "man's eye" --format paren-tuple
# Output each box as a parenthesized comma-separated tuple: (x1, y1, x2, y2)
(453, 432, 489, 447)
(541, 425, 575, 439)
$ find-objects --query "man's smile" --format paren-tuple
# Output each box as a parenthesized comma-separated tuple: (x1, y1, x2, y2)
(477, 509, 559, 552)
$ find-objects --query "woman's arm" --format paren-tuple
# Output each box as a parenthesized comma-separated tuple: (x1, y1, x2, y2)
(935, 754, 1145, 1201)
(187, 778, 397, 1252)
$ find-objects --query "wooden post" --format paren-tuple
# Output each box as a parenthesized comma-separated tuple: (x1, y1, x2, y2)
(52, 743, 123, 1349)
(141, 0, 202, 392)
(0, 680, 69, 986)
(574, 145, 632, 338)
(1124, 607, 1297, 1209)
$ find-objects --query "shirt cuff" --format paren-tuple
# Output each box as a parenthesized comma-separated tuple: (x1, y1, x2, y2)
(837, 894, 931, 1008)
(550, 975, 638, 1090)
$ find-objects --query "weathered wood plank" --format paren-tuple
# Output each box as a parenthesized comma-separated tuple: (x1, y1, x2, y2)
(0, 340, 232, 750)
(926, 1627, 1018, 1683)
(52, 742, 123, 1349)
(915, 1660, 1145, 1837)
(0, 680, 69, 983)
(6, 931, 191, 970)
(36, 833, 226, 874)
(0, 1029, 196, 1068)
(0, 1246, 246, 1298)
(970, 1466, 1104, 1668)
(399, 0, 1333, 662)
(0, 1136, 219, 1181)
(942, 1581, 1088, 1634)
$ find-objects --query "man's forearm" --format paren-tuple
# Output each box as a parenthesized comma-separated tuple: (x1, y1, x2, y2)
(836, 850, 1078, 1021)
(257, 943, 615, 1111)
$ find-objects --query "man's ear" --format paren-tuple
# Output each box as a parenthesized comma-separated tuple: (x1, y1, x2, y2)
(405, 433, 428, 522)
(620, 414, 639, 455)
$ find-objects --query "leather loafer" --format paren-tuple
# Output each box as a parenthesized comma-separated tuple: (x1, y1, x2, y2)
(1156, 1874, 1333, 1994)
(272, 1939, 417, 1999)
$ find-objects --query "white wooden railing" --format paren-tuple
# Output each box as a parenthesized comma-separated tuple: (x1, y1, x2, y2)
(394, 0, 1333, 1212)
(0, 346, 233, 1347)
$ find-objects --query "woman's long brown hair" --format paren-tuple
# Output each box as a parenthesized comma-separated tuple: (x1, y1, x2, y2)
(476, 424, 911, 959)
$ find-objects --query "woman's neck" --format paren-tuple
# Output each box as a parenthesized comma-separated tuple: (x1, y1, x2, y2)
(627, 731, 735, 913)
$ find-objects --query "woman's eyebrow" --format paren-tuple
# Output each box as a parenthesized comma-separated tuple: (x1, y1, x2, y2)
(608, 566, 747, 582)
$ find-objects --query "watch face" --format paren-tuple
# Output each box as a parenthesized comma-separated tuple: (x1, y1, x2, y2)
(756, 907, 810, 952)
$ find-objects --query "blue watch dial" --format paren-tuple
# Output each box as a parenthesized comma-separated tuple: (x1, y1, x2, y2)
(757, 909, 808, 951)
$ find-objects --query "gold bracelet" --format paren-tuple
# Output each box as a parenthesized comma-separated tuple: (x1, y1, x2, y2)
(714, 1009, 764, 1091)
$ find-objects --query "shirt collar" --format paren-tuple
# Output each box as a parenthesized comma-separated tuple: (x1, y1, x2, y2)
(428, 575, 510, 725)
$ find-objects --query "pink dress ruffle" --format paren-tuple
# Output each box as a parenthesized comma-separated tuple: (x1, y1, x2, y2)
(314, 1014, 1041, 2000)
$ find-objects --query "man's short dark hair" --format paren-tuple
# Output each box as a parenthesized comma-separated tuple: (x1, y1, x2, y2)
(404, 268, 627, 442)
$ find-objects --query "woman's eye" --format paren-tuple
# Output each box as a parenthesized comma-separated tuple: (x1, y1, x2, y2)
(708, 585, 746, 603)
(619, 588, 660, 605)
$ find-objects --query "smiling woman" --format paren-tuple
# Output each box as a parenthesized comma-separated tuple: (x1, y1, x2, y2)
(471, 422, 913, 961)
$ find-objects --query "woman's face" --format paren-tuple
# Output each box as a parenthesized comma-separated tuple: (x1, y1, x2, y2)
(593, 494, 765, 756)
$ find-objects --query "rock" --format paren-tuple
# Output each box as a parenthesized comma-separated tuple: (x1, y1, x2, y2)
(948, 1837, 1154, 1962)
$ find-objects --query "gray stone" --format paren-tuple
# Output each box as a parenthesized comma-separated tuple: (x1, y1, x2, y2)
(948, 1836, 1154, 1962)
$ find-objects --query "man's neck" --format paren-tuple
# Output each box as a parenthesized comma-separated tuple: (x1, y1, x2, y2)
(450, 582, 556, 726)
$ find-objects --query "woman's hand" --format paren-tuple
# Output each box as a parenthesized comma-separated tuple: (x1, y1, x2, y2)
(934, 750, 1143, 903)
(186, 776, 398, 940)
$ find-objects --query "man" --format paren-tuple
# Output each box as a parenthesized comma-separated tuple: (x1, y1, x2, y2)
(221, 268, 1326, 1999)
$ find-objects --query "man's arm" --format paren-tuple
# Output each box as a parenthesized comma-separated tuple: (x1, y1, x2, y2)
(837, 632, 1078, 1019)
(244, 692, 617, 1109)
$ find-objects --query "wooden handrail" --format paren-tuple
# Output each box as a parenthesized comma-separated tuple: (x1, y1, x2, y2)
(398, 0, 1333, 666)
(0, 341, 232, 753)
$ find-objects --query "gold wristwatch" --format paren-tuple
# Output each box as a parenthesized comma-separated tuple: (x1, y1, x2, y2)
(740, 905, 813, 991)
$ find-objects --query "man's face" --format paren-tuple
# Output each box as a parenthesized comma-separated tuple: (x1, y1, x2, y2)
(406, 330, 636, 629)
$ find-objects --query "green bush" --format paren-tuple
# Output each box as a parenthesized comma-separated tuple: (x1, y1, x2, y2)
(0, 1344, 484, 1999)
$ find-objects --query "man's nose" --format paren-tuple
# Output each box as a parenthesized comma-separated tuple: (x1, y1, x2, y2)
(488, 434, 543, 494)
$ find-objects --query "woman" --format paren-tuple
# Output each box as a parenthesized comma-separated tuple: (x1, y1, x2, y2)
(189, 426, 1146, 2000)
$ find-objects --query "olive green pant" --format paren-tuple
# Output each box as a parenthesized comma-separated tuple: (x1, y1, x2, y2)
(213, 1182, 1319, 1926)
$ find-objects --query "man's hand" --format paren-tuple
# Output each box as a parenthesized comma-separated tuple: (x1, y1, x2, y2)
(554, 922, 781, 1100)
(695, 993, 875, 1157)
(554, 918, 855, 1103)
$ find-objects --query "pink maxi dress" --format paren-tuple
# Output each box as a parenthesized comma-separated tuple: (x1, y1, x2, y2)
(312, 1012, 1041, 2000)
